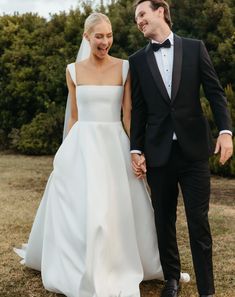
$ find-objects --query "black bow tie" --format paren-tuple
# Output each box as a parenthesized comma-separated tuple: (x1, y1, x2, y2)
(151, 39, 171, 51)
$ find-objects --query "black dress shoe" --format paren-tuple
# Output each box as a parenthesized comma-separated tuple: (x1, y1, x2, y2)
(161, 279, 179, 297)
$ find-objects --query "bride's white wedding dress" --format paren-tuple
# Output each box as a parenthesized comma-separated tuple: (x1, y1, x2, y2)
(14, 60, 189, 297)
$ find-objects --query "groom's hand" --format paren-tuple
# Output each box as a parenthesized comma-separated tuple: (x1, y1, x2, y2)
(131, 153, 147, 179)
(214, 133, 233, 165)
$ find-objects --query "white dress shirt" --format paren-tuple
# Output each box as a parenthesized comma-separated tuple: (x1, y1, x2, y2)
(152, 32, 177, 140)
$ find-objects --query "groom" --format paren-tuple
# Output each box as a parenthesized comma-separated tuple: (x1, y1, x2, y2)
(129, 1, 233, 297)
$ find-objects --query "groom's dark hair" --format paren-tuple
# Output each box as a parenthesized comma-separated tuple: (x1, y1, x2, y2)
(133, 0, 172, 29)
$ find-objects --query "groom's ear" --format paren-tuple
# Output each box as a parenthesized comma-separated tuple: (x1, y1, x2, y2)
(156, 6, 164, 17)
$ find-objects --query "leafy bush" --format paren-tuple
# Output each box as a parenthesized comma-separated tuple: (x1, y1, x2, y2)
(0, 129, 9, 149)
(0, 1, 234, 175)
(10, 103, 64, 155)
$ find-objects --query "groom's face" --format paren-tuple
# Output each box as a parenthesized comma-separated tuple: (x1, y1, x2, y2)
(135, 1, 164, 39)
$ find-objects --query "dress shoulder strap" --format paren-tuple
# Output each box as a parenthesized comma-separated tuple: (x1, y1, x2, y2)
(122, 60, 129, 85)
(67, 62, 76, 85)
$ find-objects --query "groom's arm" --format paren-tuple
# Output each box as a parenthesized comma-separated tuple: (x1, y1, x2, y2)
(199, 41, 233, 163)
(129, 57, 147, 153)
(199, 40, 232, 133)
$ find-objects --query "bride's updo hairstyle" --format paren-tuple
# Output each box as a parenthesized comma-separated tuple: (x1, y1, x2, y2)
(84, 12, 111, 34)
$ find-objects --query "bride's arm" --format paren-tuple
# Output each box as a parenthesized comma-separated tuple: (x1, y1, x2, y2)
(66, 68, 78, 133)
(122, 72, 131, 137)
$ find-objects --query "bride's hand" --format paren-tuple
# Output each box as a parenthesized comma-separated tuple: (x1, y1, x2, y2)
(131, 154, 147, 179)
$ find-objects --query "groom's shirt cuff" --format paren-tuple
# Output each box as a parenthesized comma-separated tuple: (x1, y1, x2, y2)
(130, 150, 142, 154)
(219, 130, 233, 136)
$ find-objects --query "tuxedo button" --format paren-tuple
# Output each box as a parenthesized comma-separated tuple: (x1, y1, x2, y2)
(171, 107, 175, 112)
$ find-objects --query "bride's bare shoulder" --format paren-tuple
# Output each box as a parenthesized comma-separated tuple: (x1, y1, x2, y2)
(109, 56, 125, 65)
(75, 59, 89, 68)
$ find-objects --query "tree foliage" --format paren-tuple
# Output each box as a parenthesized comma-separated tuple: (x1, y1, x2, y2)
(9, 103, 64, 155)
(0, 0, 234, 174)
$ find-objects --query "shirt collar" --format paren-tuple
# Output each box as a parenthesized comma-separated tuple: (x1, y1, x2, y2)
(151, 31, 174, 46)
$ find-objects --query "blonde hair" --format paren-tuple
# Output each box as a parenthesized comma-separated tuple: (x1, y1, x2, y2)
(84, 12, 111, 34)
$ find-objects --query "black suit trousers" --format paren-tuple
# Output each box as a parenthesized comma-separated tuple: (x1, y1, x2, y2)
(146, 141, 215, 295)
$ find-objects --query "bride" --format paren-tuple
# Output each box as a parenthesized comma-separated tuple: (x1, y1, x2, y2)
(14, 12, 189, 297)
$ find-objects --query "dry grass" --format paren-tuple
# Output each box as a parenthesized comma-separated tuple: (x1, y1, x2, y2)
(0, 153, 234, 297)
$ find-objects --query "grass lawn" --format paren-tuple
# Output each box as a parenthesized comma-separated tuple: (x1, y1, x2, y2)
(0, 153, 234, 297)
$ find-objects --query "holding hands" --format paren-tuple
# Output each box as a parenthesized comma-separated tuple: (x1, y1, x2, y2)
(131, 153, 147, 179)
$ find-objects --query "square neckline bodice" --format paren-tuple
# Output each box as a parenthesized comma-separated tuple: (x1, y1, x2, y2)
(67, 60, 129, 88)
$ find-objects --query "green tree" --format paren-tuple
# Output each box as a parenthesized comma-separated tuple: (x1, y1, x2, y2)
(0, 14, 48, 137)
(107, 0, 146, 57)
(0, 0, 234, 176)
(171, 0, 235, 88)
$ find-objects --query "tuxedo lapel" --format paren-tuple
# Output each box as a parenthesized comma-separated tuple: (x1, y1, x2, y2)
(145, 43, 171, 104)
(171, 34, 182, 102)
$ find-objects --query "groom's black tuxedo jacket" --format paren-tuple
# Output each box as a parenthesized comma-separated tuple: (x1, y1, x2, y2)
(129, 34, 232, 167)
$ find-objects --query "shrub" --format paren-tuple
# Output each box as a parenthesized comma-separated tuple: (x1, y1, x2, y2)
(0, 129, 8, 150)
(11, 103, 64, 155)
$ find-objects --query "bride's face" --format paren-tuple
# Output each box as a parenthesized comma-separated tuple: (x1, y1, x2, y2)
(87, 21, 113, 59)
